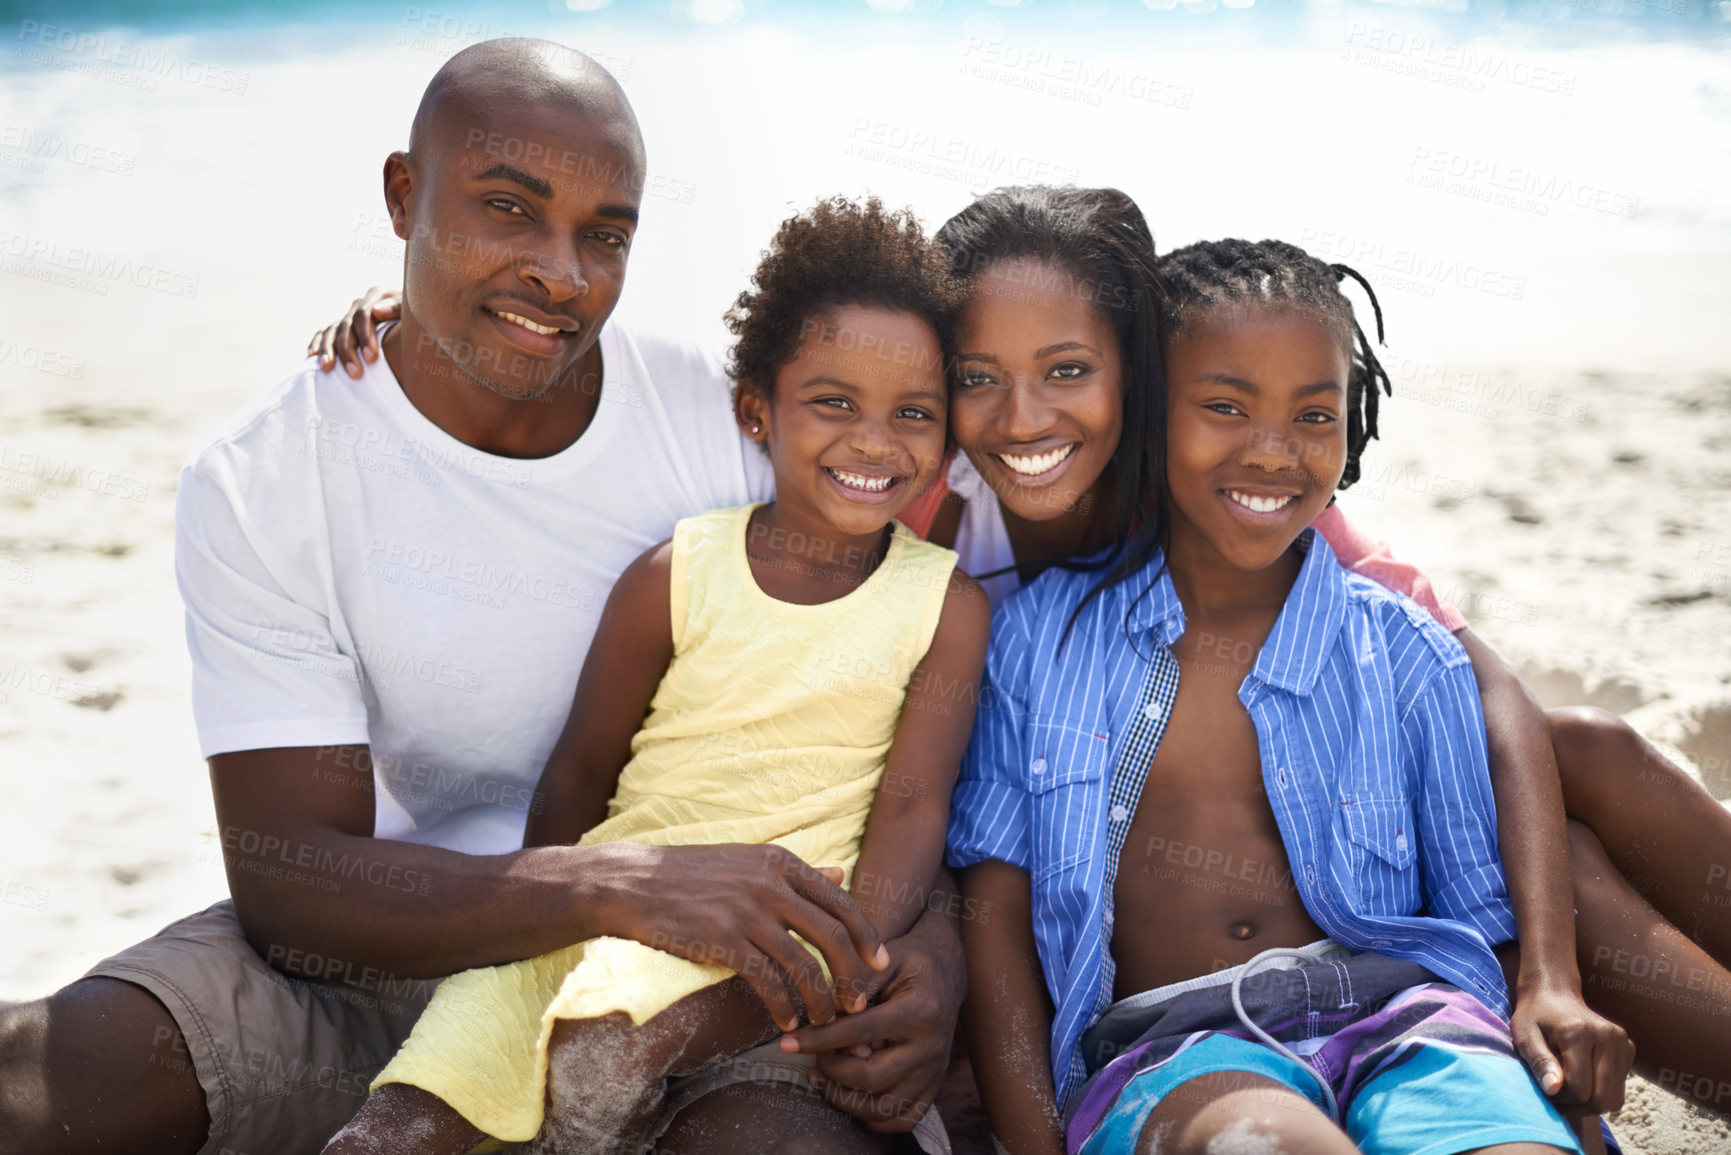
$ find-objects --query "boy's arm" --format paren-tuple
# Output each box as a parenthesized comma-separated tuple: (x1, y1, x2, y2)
(961, 860, 1066, 1155)
(850, 571, 991, 946)
(1407, 654, 1632, 1115)
(1453, 629, 1633, 1114)
(523, 541, 674, 848)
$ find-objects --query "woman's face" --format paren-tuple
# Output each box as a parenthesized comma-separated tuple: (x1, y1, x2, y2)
(949, 258, 1124, 524)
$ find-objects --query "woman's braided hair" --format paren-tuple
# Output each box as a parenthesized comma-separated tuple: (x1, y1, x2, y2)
(1157, 238, 1393, 488)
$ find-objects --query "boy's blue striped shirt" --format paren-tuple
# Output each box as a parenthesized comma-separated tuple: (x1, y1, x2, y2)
(946, 531, 1515, 1102)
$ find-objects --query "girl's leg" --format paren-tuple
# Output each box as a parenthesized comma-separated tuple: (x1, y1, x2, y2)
(652, 1082, 902, 1154)
(1135, 1070, 1357, 1155)
(321, 1083, 484, 1155)
(1569, 819, 1731, 1120)
(1551, 706, 1731, 960)
(539, 976, 781, 1154)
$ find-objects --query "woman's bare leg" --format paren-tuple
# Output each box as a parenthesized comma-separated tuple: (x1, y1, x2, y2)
(321, 1083, 484, 1155)
(1552, 706, 1731, 960)
(1569, 819, 1731, 1120)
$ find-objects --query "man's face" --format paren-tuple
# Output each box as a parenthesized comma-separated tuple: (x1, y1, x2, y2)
(389, 100, 643, 400)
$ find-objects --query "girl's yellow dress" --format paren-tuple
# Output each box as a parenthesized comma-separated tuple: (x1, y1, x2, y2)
(371, 504, 957, 1141)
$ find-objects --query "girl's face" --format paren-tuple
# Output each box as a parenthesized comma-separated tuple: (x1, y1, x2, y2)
(1163, 306, 1349, 573)
(949, 258, 1124, 523)
(736, 304, 949, 539)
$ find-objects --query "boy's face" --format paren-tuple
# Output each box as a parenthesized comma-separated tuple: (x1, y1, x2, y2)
(388, 99, 643, 400)
(737, 305, 948, 540)
(1164, 307, 1349, 572)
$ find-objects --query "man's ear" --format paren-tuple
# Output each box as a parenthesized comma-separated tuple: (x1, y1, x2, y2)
(734, 385, 770, 443)
(384, 151, 413, 242)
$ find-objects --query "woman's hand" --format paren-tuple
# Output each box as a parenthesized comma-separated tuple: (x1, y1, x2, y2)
(306, 286, 401, 378)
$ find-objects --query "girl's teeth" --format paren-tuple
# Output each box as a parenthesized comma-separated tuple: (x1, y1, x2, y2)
(496, 310, 562, 336)
(830, 469, 894, 492)
(1227, 490, 1296, 514)
(998, 445, 1077, 477)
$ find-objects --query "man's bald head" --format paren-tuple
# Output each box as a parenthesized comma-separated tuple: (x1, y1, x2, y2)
(408, 38, 644, 172)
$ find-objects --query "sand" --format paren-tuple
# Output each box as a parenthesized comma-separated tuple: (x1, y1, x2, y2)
(2, 9, 1729, 1152)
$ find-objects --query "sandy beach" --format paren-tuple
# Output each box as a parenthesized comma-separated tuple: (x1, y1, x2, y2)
(2, 4, 1729, 1150)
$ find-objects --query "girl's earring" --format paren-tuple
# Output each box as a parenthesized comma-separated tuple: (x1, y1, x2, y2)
(751, 424, 761, 434)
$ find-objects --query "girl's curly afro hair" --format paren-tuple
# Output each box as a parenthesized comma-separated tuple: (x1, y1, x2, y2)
(725, 196, 961, 400)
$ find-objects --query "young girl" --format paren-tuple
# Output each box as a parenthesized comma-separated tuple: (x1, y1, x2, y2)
(952, 238, 1607, 1155)
(322, 197, 989, 1155)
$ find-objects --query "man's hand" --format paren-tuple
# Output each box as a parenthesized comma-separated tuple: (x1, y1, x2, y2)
(586, 842, 888, 1034)
(1512, 980, 1635, 1116)
(775, 895, 966, 1132)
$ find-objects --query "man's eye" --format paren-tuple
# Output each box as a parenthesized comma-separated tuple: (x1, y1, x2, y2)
(486, 199, 525, 215)
(589, 232, 628, 248)
(1298, 411, 1338, 424)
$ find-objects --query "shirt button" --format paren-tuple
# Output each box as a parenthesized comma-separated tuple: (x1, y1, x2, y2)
(1032, 757, 1047, 775)
(1395, 833, 1409, 853)
(1141, 700, 1165, 721)
(1110, 804, 1130, 823)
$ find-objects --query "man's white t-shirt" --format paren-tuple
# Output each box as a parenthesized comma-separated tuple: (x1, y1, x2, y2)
(177, 321, 772, 855)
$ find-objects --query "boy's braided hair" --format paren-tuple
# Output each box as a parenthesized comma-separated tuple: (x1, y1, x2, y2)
(1158, 238, 1393, 488)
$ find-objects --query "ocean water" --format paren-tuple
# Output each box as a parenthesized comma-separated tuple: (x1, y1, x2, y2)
(0, 0, 1728, 379)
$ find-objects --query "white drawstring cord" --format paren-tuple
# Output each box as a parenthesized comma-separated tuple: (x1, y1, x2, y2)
(1229, 947, 1341, 1123)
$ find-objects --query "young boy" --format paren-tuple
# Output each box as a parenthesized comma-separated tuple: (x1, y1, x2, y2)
(949, 239, 1593, 1155)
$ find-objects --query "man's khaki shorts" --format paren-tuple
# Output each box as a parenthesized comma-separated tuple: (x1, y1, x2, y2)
(86, 900, 437, 1155)
(88, 901, 951, 1154)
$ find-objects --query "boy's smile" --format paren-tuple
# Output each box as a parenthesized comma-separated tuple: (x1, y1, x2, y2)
(1165, 307, 1349, 577)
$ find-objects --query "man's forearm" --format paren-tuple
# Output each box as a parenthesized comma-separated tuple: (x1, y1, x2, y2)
(222, 825, 623, 979)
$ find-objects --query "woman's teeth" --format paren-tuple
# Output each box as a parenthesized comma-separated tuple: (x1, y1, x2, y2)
(828, 468, 895, 493)
(1227, 490, 1296, 513)
(997, 445, 1077, 477)
(494, 310, 564, 337)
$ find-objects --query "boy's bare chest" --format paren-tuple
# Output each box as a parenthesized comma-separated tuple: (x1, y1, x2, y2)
(1108, 637, 1325, 997)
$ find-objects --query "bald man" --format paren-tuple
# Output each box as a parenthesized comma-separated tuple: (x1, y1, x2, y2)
(0, 40, 963, 1155)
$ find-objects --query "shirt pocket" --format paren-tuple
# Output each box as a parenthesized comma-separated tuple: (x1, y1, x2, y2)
(1339, 795, 1421, 915)
(1026, 718, 1110, 884)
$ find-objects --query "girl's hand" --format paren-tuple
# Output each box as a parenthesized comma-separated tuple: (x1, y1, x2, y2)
(307, 287, 401, 378)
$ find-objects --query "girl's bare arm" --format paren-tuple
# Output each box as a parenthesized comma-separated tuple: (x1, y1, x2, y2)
(848, 571, 991, 949)
(523, 541, 675, 848)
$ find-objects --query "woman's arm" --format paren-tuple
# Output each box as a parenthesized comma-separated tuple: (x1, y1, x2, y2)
(523, 540, 674, 847)
(961, 859, 1065, 1155)
(1456, 628, 1633, 1114)
(306, 286, 401, 377)
(849, 572, 991, 945)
